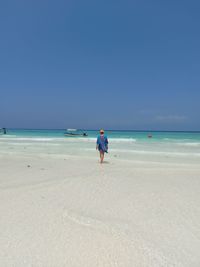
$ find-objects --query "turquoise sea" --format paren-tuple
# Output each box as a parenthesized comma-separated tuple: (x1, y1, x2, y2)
(1, 128, 200, 140)
(1, 129, 200, 164)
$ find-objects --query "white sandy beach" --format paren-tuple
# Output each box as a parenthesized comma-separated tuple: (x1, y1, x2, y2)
(0, 145, 200, 267)
(1, 0, 200, 265)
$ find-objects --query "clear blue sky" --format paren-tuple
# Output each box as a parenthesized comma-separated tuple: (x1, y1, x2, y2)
(0, 0, 200, 130)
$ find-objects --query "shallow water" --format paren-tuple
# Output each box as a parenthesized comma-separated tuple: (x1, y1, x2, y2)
(0, 129, 200, 164)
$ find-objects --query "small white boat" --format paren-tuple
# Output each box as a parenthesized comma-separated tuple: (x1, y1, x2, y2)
(64, 129, 88, 137)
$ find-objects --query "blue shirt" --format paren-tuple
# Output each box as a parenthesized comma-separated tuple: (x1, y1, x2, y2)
(97, 135, 108, 152)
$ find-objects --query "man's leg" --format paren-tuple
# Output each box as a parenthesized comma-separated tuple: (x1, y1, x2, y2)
(100, 151, 104, 163)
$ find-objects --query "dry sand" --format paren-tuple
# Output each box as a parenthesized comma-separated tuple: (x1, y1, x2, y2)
(0, 153, 200, 266)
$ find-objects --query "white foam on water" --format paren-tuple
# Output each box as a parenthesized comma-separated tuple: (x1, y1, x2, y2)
(110, 138, 137, 143)
(59, 137, 137, 143)
(63, 137, 96, 142)
(0, 135, 17, 137)
(0, 137, 60, 142)
(2, 142, 61, 146)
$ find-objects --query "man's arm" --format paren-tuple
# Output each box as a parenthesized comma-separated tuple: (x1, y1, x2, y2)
(96, 140, 98, 150)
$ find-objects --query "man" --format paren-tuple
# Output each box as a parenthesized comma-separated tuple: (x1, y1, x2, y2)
(96, 129, 108, 163)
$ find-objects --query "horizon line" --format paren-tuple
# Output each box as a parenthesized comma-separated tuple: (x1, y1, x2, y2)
(4, 128, 200, 133)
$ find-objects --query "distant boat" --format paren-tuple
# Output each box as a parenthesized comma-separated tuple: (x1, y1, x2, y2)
(64, 129, 88, 137)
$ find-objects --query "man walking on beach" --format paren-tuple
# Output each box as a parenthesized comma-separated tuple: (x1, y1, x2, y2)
(96, 129, 108, 163)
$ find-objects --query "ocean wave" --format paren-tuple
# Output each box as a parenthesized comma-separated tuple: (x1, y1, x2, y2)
(1, 136, 199, 148)
(0, 135, 17, 137)
(2, 142, 61, 146)
(111, 138, 137, 143)
(0, 137, 60, 142)
(62, 137, 136, 142)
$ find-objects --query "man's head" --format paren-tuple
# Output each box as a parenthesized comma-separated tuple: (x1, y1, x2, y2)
(100, 129, 104, 135)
